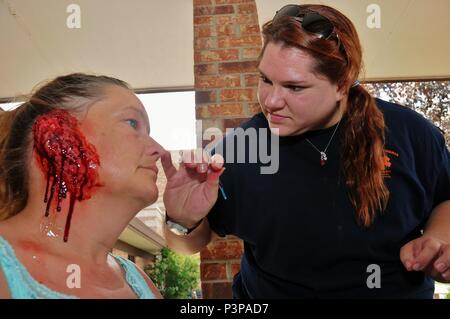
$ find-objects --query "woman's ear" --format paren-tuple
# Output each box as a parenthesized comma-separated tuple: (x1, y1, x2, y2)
(335, 86, 345, 102)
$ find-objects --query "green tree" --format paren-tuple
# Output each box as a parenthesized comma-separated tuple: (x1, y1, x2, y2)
(365, 80, 449, 146)
(145, 247, 200, 299)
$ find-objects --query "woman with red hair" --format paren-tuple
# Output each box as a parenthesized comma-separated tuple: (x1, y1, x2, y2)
(162, 4, 450, 298)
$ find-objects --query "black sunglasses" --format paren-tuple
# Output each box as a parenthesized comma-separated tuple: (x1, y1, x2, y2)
(273, 5, 348, 61)
(273, 5, 336, 40)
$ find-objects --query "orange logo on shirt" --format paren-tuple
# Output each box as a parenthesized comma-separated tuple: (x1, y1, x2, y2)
(382, 149, 399, 178)
(383, 155, 392, 168)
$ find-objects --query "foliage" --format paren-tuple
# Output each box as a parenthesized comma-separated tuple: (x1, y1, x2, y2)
(365, 80, 450, 146)
(145, 247, 200, 299)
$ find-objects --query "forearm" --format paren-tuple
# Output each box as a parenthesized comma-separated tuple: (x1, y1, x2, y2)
(164, 218, 213, 255)
(423, 200, 450, 242)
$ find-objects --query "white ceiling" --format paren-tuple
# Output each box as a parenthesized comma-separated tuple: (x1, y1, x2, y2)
(1, 0, 449, 99)
(257, 0, 450, 81)
(0, 0, 194, 99)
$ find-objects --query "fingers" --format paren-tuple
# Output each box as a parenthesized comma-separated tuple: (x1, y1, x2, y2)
(205, 155, 225, 197)
(180, 150, 224, 174)
(202, 167, 226, 204)
(400, 240, 417, 271)
(412, 238, 441, 271)
(180, 150, 194, 168)
(442, 269, 450, 281)
(401, 237, 437, 271)
(210, 154, 224, 171)
(433, 244, 450, 281)
(196, 150, 210, 173)
(401, 237, 450, 282)
(206, 167, 225, 186)
(161, 151, 177, 179)
(181, 149, 207, 172)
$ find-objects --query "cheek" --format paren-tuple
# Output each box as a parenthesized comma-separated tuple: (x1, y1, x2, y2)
(311, 84, 339, 108)
(286, 94, 312, 117)
(86, 128, 145, 183)
(288, 88, 332, 119)
(96, 160, 130, 194)
(91, 130, 125, 161)
(80, 120, 97, 141)
(97, 147, 128, 179)
(96, 140, 141, 182)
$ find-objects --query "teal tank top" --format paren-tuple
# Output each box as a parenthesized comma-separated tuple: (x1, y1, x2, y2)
(0, 236, 156, 299)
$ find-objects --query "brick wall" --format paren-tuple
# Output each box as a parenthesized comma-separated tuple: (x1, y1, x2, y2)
(193, 0, 262, 299)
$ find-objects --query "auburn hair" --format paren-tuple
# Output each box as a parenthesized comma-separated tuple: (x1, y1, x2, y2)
(261, 4, 389, 226)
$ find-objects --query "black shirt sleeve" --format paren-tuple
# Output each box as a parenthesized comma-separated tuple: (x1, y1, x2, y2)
(386, 98, 450, 218)
(431, 135, 450, 208)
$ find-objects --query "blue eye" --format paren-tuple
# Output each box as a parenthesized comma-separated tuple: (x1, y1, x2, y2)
(126, 119, 138, 129)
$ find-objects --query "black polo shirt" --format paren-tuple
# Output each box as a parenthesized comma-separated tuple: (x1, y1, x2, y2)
(207, 98, 450, 298)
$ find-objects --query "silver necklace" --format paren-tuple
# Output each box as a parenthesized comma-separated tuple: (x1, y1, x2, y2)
(305, 119, 341, 167)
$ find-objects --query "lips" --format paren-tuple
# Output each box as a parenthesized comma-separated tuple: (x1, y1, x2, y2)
(139, 165, 159, 174)
(267, 112, 289, 124)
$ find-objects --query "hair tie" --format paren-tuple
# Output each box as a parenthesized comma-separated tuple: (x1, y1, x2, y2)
(351, 80, 360, 88)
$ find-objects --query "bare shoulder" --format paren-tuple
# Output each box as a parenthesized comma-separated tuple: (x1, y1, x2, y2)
(134, 265, 163, 299)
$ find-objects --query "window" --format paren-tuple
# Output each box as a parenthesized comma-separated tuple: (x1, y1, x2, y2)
(0, 101, 21, 111)
(0, 90, 197, 151)
(138, 91, 196, 151)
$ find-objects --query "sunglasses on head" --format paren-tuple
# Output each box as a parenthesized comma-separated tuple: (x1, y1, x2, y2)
(273, 5, 356, 85)
(273, 5, 336, 40)
(273, 5, 348, 61)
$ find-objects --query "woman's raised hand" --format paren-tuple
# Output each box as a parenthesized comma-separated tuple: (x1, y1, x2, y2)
(161, 149, 225, 228)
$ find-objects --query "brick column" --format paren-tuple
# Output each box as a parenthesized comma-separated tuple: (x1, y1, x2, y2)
(193, 0, 262, 299)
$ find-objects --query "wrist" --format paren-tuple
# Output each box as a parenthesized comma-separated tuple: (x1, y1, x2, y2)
(165, 214, 204, 235)
(166, 214, 202, 229)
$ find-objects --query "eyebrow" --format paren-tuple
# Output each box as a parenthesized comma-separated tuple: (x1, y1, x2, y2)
(258, 69, 309, 85)
(123, 106, 150, 134)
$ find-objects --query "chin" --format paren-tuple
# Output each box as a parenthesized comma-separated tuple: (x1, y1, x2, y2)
(268, 124, 291, 137)
(132, 183, 159, 206)
(144, 188, 159, 205)
(136, 194, 158, 209)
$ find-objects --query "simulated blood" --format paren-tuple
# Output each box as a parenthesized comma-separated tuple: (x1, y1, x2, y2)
(33, 110, 101, 242)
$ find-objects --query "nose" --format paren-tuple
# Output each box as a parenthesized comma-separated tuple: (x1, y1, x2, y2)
(263, 86, 285, 112)
(144, 136, 165, 161)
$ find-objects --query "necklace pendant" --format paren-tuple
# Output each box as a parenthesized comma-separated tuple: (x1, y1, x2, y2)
(320, 152, 327, 167)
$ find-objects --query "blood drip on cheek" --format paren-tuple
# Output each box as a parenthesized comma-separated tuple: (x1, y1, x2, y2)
(33, 110, 101, 242)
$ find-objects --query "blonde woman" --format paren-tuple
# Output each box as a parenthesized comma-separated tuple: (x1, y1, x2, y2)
(0, 74, 163, 298)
